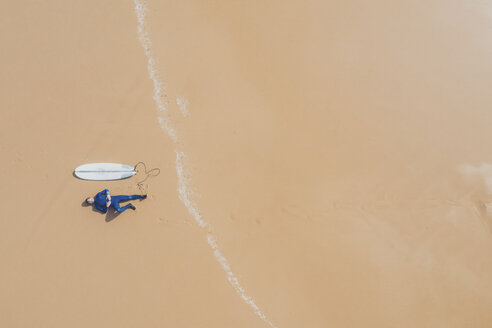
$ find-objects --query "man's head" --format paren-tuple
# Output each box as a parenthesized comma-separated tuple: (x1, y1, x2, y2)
(86, 197, 94, 205)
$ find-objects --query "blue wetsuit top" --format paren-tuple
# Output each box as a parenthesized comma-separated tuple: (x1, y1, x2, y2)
(94, 189, 110, 213)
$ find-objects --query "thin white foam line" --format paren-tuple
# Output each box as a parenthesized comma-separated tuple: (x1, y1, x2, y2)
(176, 97, 189, 117)
(176, 152, 278, 328)
(134, 0, 177, 143)
(207, 233, 276, 327)
(175, 151, 208, 228)
(133, 1, 278, 327)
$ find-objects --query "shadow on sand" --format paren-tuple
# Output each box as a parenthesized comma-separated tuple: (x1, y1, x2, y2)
(81, 198, 145, 222)
(104, 209, 123, 222)
(81, 200, 122, 222)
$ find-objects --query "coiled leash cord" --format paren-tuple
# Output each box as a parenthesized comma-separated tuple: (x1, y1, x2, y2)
(134, 162, 160, 193)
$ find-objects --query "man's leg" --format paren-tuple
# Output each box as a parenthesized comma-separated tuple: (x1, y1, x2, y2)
(115, 203, 136, 212)
(111, 195, 143, 213)
(113, 195, 145, 202)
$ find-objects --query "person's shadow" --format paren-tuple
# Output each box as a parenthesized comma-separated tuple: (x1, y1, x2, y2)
(81, 200, 122, 222)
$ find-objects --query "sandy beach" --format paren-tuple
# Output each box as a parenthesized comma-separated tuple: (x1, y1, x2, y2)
(1, 0, 492, 327)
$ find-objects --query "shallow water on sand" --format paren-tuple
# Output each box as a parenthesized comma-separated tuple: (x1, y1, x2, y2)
(1, 0, 492, 327)
(146, 0, 492, 326)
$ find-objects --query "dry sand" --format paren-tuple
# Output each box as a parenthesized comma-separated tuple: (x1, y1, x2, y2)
(1, 0, 492, 327)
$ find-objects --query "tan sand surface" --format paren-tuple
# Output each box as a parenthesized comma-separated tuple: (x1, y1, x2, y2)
(1, 0, 492, 327)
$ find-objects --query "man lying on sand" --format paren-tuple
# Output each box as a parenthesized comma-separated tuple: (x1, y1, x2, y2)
(86, 189, 147, 213)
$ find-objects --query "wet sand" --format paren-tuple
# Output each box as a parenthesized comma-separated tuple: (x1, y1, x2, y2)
(1, 0, 492, 327)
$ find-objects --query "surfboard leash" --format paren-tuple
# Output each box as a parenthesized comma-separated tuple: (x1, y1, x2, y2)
(134, 162, 161, 193)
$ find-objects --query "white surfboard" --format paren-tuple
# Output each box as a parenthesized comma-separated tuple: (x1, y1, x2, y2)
(74, 163, 136, 181)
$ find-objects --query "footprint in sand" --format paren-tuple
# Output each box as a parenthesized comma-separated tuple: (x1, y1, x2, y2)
(476, 200, 492, 234)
